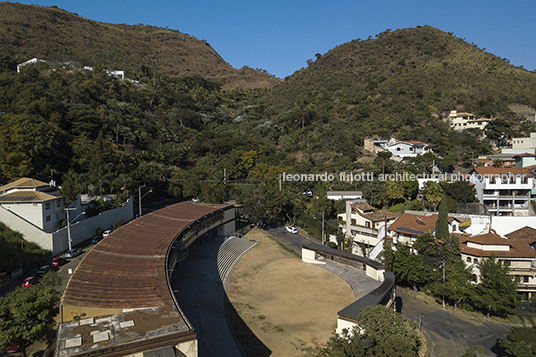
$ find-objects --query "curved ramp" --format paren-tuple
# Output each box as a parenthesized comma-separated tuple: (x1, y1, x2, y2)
(171, 236, 256, 357)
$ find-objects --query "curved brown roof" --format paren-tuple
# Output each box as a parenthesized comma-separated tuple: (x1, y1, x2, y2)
(62, 201, 229, 309)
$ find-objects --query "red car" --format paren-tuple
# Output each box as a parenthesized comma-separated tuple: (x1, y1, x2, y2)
(51, 257, 67, 267)
(4, 345, 21, 354)
(21, 276, 40, 287)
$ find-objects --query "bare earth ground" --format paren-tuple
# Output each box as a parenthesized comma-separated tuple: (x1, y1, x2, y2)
(226, 228, 355, 357)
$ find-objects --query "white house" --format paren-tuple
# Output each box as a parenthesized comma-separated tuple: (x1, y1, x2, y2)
(469, 167, 534, 216)
(387, 212, 467, 246)
(338, 200, 398, 256)
(0, 177, 134, 255)
(512, 133, 536, 150)
(460, 230, 536, 296)
(387, 141, 433, 158)
(0, 178, 70, 233)
(327, 191, 362, 200)
(448, 110, 493, 131)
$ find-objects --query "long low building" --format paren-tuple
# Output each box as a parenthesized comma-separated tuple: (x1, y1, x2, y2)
(55, 201, 236, 357)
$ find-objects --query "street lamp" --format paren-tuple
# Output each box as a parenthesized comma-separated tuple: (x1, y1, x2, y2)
(66, 208, 85, 251)
(138, 185, 153, 217)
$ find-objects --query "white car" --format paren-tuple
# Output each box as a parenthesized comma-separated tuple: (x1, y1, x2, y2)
(102, 229, 112, 237)
(285, 226, 298, 234)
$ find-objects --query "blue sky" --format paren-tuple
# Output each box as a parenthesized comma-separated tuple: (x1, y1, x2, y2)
(9, 0, 536, 78)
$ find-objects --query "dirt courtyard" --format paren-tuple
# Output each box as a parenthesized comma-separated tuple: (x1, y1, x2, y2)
(226, 228, 355, 356)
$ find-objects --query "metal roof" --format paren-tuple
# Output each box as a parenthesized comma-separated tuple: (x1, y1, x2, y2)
(62, 201, 230, 310)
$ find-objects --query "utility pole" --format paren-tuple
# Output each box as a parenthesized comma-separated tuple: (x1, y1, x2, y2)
(318, 211, 325, 245)
(66, 208, 85, 251)
(384, 216, 388, 270)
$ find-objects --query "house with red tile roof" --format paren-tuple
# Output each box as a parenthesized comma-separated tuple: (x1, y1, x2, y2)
(387, 212, 467, 246)
(460, 231, 536, 295)
(337, 200, 398, 256)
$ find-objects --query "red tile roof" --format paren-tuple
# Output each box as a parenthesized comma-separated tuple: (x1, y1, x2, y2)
(388, 212, 458, 237)
(460, 233, 536, 258)
(505, 226, 536, 245)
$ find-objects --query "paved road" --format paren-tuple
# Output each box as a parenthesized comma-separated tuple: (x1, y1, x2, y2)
(264, 226, 319, 254)
(171, 237, 244, 357)
(398, 289, 509, 357)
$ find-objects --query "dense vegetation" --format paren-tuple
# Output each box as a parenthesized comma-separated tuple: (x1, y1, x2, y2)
(261, 26, 536, 164)
(0, 271, 61, 357)
(2, 6, 536, 238)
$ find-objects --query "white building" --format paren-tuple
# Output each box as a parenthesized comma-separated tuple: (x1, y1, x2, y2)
(448, 110, 493, 131)
(469, 167, 535, 216)
(387, 212, 467, 246)
(387, 141, 433, 158)
(326, 191, 363, 200)
(0, 178, 69, 232)
(460, 230, 536, 296)
(337, 200, 398, 256)
(0, 177, 133, 255)
(512, 133, 536, 150)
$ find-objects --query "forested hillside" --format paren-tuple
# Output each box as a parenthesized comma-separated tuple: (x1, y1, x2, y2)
(1, 8, 536, 228)
(0, 2, 280, 89)
(262, 26, 536, 161)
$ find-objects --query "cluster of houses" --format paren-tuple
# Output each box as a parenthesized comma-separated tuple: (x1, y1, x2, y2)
(335, 164, 536, 298)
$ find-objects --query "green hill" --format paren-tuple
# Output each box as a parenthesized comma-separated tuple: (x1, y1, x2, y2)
(0, 2, 281, 89)
(262, 26, 536, 156)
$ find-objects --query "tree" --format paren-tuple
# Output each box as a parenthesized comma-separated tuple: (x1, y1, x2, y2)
(435, 194, 449, 240)
(472, 254, 520, 317)
(500, 327, 536, 357)
(390, 242, 426, 291)
(423, 181, 443, 211)
(313, 305, 421, 357)
(485, 118, 514, 147)
(0, 273, 61, 357)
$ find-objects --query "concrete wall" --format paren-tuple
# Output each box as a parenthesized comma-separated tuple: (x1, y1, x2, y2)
(52, 199, 134, 254)
(0, 199, 134, 256)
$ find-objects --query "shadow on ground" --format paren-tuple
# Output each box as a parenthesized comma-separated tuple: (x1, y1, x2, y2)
(226, 295, 271, 357)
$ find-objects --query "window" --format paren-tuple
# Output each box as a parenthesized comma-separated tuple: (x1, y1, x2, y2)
(45, 202, 51, 210)
(466, 257, 472, 263)
(57, 199, 61, 207)
(473, 258, 478, 263)
(46, 215, 51, 222)
(504, 260, 511, 266)
(523, 276, 529, 283)
(338, 216, 342, 221)
(351, 219, 356, 225)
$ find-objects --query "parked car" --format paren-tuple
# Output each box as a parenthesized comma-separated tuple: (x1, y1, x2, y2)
(102, 229, 112, 238)
(37, 265, 57, 277)
(4, 345, 21, 354)
(21, 276, 40, 287)
(285, 226, 298, 234)
(303, 190, 313, 197)
(64, 248, 83, 258)
(51, 257, 67, 267)
(92, 235, 102, 244)
(192, 197, 200, 203)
